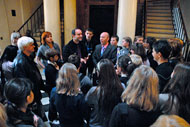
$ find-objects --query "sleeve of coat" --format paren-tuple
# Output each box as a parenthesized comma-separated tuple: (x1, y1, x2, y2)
(110, 46, 117, 65)
(109, 104, 120, 127)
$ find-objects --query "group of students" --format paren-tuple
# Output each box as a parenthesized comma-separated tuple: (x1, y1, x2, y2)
(0, 29, 190, 127)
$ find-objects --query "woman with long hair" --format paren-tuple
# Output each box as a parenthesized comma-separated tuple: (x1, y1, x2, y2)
(36, 31, 61, 68)
(48, 63, 89, 127)
(85, 59, 124, 127)
(109, 65, 162, 127)
(159, 63, 190, 123)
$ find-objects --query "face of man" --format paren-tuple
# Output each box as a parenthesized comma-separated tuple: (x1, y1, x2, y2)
(73, 29, 83, 44)
(85, 31, 93, 41)
(110, 37, 118, 46)
(100, 32, 109, 46)
(24, 43, 35, 55)
(136, 37, 144, 44)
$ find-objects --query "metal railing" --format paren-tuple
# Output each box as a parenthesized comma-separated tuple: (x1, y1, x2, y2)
(171, 0, 189, 61)
(17, 3, 44, 37)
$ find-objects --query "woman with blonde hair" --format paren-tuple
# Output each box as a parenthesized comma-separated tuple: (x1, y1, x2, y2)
(49, 63, 89, 127)
(109, 65, 162, 127)
(36, 31, 61, 68)
(0, 103, 7, 127)
(151, 115, 190, 127)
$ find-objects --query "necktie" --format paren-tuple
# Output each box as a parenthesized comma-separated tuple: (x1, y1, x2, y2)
(77, 45, 82, 58)
(101, 46, 105, 57)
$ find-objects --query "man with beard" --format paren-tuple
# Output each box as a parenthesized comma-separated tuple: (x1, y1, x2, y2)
(62, 28, 88, 74)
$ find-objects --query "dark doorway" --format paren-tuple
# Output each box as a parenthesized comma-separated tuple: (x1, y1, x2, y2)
(89, 5, 115, 41)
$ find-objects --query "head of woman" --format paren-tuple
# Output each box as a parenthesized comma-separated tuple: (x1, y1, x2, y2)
(96, 59, 123, 125)
(4, 78, 34, 121)
(117, 55, 137, 77)
(97, 59, 122, 90)
(4, 78, 34, 108)
(122, 65, 159, 111)
(41, 31, 53, 45)
(131, 43, 147, 62)
(10, 32, 21, 46)
(164, 63, 190, 122)
(56, 63, 80, 95)
(167, 38, 183, 59)
(150, 115, 190, 127)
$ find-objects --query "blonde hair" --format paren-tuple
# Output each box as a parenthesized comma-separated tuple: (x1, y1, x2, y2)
(150, 115, 190, 127)
(130, 54, 143, 66)
(56, 63, 80, 96)
(122, 65, 159, 111)
(0, 103, 7, 127)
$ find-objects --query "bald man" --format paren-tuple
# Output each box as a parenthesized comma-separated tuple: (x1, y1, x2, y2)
(92, 32, 117, 66)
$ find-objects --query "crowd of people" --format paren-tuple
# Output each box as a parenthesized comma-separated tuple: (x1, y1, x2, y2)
(0, 28, 190, 127)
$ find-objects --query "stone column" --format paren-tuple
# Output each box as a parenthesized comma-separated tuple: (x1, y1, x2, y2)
(117, 0, 137, 45)
(64, 0, 77, 45)
(43, 0, 61, 47)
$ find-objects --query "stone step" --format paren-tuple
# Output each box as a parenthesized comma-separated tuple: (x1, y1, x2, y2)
(147, 16, 172, 20)
(147, 3, 170, 7)
(146, 33, 175, 38)
(147, 28, 174, 33)
(147, 6, 170, 10)
(147, 9, 171, 13)
(147, 13, 172, 17)
(147, 24, 173, 28)
(147, 20, 173, 24)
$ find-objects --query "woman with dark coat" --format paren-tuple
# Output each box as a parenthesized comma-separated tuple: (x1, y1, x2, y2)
(85, 59, 124, 127)
(109, 65, 162, 127)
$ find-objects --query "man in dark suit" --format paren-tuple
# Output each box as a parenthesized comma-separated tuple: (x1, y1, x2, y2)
(92, 32, 117, 66)
(62, 28, 88, 74)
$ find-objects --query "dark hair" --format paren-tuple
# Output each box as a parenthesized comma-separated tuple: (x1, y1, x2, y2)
(134, 35, 143, 43)
(123, 36, 132, 47)
(152, 40, 171, 59)
(72, 28, 81, 35)
(131, 43, 147, 62)
(111, 35, 119, 42)
(45, 48, 59, 60)
(96, 59, 123, 126)
(146, 37, 156, 50)
(0, 45, 18, 62)
(4, 78, 33, 124)
(0, 45, 18, 85)
(118, 55, 137, 77)
(86, 28, 94, 33)
(68, 54, 80, 69)
(163, 63, 190, 123)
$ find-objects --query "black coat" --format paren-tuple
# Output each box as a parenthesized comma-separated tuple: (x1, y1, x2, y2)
(13, 52, 43, 103)
(109, 103, 162, 127)
(62, 40, 88, 62)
